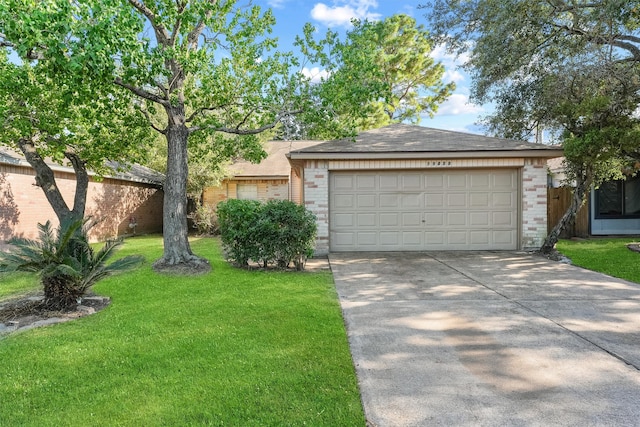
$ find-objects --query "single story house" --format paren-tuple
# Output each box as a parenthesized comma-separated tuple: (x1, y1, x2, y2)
(547, 157, 640, 236)
(0, 148, 164, 242)
(287, 124, 563, 255)
(202, 140, 323, 208)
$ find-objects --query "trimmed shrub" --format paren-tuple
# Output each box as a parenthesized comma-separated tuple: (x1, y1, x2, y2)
(217, 199, 317, 270)
(217, 199, 261, 267)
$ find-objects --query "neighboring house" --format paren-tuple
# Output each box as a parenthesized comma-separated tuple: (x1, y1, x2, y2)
(202, 140, 324, 209)
(0, 148, 164, 242)
(287, 124, 563, 255)
(547, 157, 640, 236)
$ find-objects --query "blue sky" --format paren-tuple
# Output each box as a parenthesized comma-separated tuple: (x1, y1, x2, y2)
(256, 0, 487, 134)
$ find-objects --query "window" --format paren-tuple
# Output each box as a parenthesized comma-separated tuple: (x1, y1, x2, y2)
(595, 176, 640, 218)
(237, 183, 258, 200)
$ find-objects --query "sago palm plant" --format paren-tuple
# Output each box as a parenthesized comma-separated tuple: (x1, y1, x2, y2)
(0, 218, 143, 311)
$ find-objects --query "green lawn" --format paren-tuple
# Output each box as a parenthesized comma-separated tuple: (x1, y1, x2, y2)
(0, 236, 365, 426)
(557, 237, 640, 283)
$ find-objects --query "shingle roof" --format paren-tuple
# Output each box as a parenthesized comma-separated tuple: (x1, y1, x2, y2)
(229, 140, 324, 178)
(0, 148, 164, 187)
(288, 124, 563, 158)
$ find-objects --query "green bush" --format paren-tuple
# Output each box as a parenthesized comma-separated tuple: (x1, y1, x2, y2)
(188, 203, 218, 235)
(217, 199, 317, 270)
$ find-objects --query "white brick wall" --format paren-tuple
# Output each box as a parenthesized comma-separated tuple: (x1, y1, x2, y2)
(521, 159, 548, 249)
(303, 162, 329, 255)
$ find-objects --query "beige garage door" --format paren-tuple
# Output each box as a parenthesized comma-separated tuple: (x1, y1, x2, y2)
(329, 169, 519, 251)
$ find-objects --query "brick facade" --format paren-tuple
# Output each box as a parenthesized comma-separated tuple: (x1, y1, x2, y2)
(202, 179, 290, 210)
(0, 164, 163, 242)
(521, 159, 549, 249)
(302, 161, 330, 255)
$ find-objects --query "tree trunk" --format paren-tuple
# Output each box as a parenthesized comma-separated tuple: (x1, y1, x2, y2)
(152, 106, 210, 273)
(17, 138, 85, 225)
(540, 174, 592, 254)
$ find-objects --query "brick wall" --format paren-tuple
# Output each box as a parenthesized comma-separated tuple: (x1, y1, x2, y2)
(202, 179, 289, 210)
(0, 164, 163, 242)
(302, 161, 329, 255)
(521, 159, 549, 249)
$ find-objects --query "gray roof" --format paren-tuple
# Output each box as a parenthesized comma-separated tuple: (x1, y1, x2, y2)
(288, 124, 563, 159)
(0, 148, 164, 187)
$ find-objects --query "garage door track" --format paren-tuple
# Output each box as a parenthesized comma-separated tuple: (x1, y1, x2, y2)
(329, 251, 640, 426)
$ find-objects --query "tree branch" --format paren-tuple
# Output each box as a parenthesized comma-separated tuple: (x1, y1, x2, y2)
(139, 108, 167, 134)
(114, 77, 169, 106)
(127, 0, 171, 44)
(188, 110, 303, 135)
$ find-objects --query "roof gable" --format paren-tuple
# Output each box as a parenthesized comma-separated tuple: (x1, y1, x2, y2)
(229, 140, 324, 178)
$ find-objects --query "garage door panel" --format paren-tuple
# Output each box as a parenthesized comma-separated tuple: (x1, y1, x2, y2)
(493, 192, 515, 207)
(334, 232, 355, 246)
(330, 170, 518, 251)
(447, 193, 467, 207)
(334, 213, 355, 227)
(425, 175, 444, 188)
(379, 174, 398, 189)
(357, 194, 376, 208)
(402, 174, 422, 189)
(401, 193, 422, 208)
(380, 213, 400, 227)
(470, 231, 490, 244)
(447, 174, 467, 188)
(425, 231, 445, 245)
(469, 173, 490, 188)
(447, 212, 467, 226)
(425, 193, 444, 208)
(404, 212, 423, 227)
(470, 212, 490, 226)
(357, 232, 376, 244)
(447, 231, 468, 245)
(470, 193, 490, 207)
(402, 232, 422, 246)
(356, 175, 376, 189)
(494, 171, 517, 188)
(493, 211, 515, 227)
(357, 213, 376, 227)
(425, 212, 444, 226)
(333, 175, 354, 190)
(494, 230, 516, 244)
(379, 232, 399, 246)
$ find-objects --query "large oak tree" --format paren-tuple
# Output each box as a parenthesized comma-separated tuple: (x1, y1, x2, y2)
(2, 0, 308, 272)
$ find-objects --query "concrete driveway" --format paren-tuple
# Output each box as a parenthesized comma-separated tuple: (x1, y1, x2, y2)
(329, 251, 640, 426)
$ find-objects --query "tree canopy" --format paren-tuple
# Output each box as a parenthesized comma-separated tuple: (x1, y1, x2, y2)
(294, 13, 455, 138)
(2, 0, 312, 272)
(0, 46, 152, 224)
(423, 0, 640, 251)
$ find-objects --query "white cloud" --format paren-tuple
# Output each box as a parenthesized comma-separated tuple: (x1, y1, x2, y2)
(301, 66, 330, 83)
(267, 0, 288, 8)
(435, 93, 484, 116)
(443, 69, 465, 83)
(310, 0, 382, 28)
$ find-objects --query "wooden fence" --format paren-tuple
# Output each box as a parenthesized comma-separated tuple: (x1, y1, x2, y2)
(547, 187, 590, 238)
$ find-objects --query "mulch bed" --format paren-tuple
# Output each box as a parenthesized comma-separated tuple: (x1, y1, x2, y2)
(0, 292, 110, 336)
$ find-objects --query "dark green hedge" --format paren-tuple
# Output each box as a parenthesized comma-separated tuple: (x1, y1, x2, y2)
(217, 199, 317, 270)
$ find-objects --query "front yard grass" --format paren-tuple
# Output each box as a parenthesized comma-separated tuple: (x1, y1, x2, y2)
(557, 237, 640, 284)
(0, 236, 365, 426)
